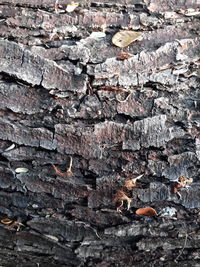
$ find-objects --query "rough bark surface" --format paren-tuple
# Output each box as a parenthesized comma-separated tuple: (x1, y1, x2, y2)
(0, 0, 200, 266)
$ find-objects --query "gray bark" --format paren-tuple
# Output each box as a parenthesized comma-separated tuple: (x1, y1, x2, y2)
(0, 0, 200, 266)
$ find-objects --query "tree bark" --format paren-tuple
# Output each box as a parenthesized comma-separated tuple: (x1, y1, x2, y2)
(0, 0, 200, 266)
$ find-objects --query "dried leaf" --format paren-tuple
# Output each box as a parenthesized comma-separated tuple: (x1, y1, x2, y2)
(117, 51, 133, 60)
(89, 32, 106, 39)
(0, 218, 13, 225)
(52, 156, 73, 177)
(66, 1, 79, 12)
(124, 174, 144, 190)
(0, 219, 24, 231)
(124, 179, 136, 190)
(45, 235, 59, 242)
(112, 31, 142, 48)
(11, 221, 24, 227)
(185, 11, 200, 16)
(132, 174, 144, 183)
(113, 190, 132, 211)
(136, 207, 158, 216)
(15, 167, 29, 173)
(178, 176, 193, 186)
(4, 143, 15, 152)
(172, 175, 193, 196)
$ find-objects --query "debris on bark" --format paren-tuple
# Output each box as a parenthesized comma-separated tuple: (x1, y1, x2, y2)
(0, 0, 199, 266)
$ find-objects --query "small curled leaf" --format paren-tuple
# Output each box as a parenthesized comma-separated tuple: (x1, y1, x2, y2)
(4, 144, 15, 152)
(0, 218, 13, 225)
(52, 156, 73, 177)
(15, 168, 29, 173)
(124, 174, 144, 190)
(112, 30, 142, 48)
(136, 207, 158, 216)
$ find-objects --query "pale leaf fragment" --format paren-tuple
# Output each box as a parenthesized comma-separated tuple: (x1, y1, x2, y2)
(15, 167, 29, 173)
(112, 31, 142, 48)
(4, 143, 15, 152)
(45, 235, 59, 242)
(89, 32, 106, 39)
(66, 1, 79, 12)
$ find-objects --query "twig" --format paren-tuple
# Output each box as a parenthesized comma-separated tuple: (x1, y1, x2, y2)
(54, 0, 59, 13)
(67, 156, 73, 173)
(174, 233, 188, 262)
(116, 91, 132, 102)
(76, 221, 102, 240)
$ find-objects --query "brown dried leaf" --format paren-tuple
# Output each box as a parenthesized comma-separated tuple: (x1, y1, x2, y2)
(136, 207, 158, 216)
(0, 218, 13, 225)
(172, 184, 179, 194)
(172, 176, 193, 198)
(113, 190, 132, 211)
(124, 174, 144, 190)
(124, 179, 136, 190)
(11, 221, 24, 227)
(1, 219, 24, 231)
(52, 156, 73, 177)
(112, 31, 142, 48)
(117, 51, 133, 60)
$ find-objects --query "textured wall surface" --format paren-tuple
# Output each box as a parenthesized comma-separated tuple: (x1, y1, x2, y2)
(0, 0, 200, 266)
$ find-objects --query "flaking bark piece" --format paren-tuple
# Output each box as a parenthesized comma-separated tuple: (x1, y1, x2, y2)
(113, 190, 132, 212)
(124, 174, 144, 190)
(52, 156, 73, 177)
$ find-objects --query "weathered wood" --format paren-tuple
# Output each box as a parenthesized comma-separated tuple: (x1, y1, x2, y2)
(0, 0, 200, 266)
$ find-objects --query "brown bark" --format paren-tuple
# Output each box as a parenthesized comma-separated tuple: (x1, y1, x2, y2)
(0, 0, 200, 266)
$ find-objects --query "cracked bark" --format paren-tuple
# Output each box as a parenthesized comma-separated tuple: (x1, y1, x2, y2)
(0, 0, 200, 266)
